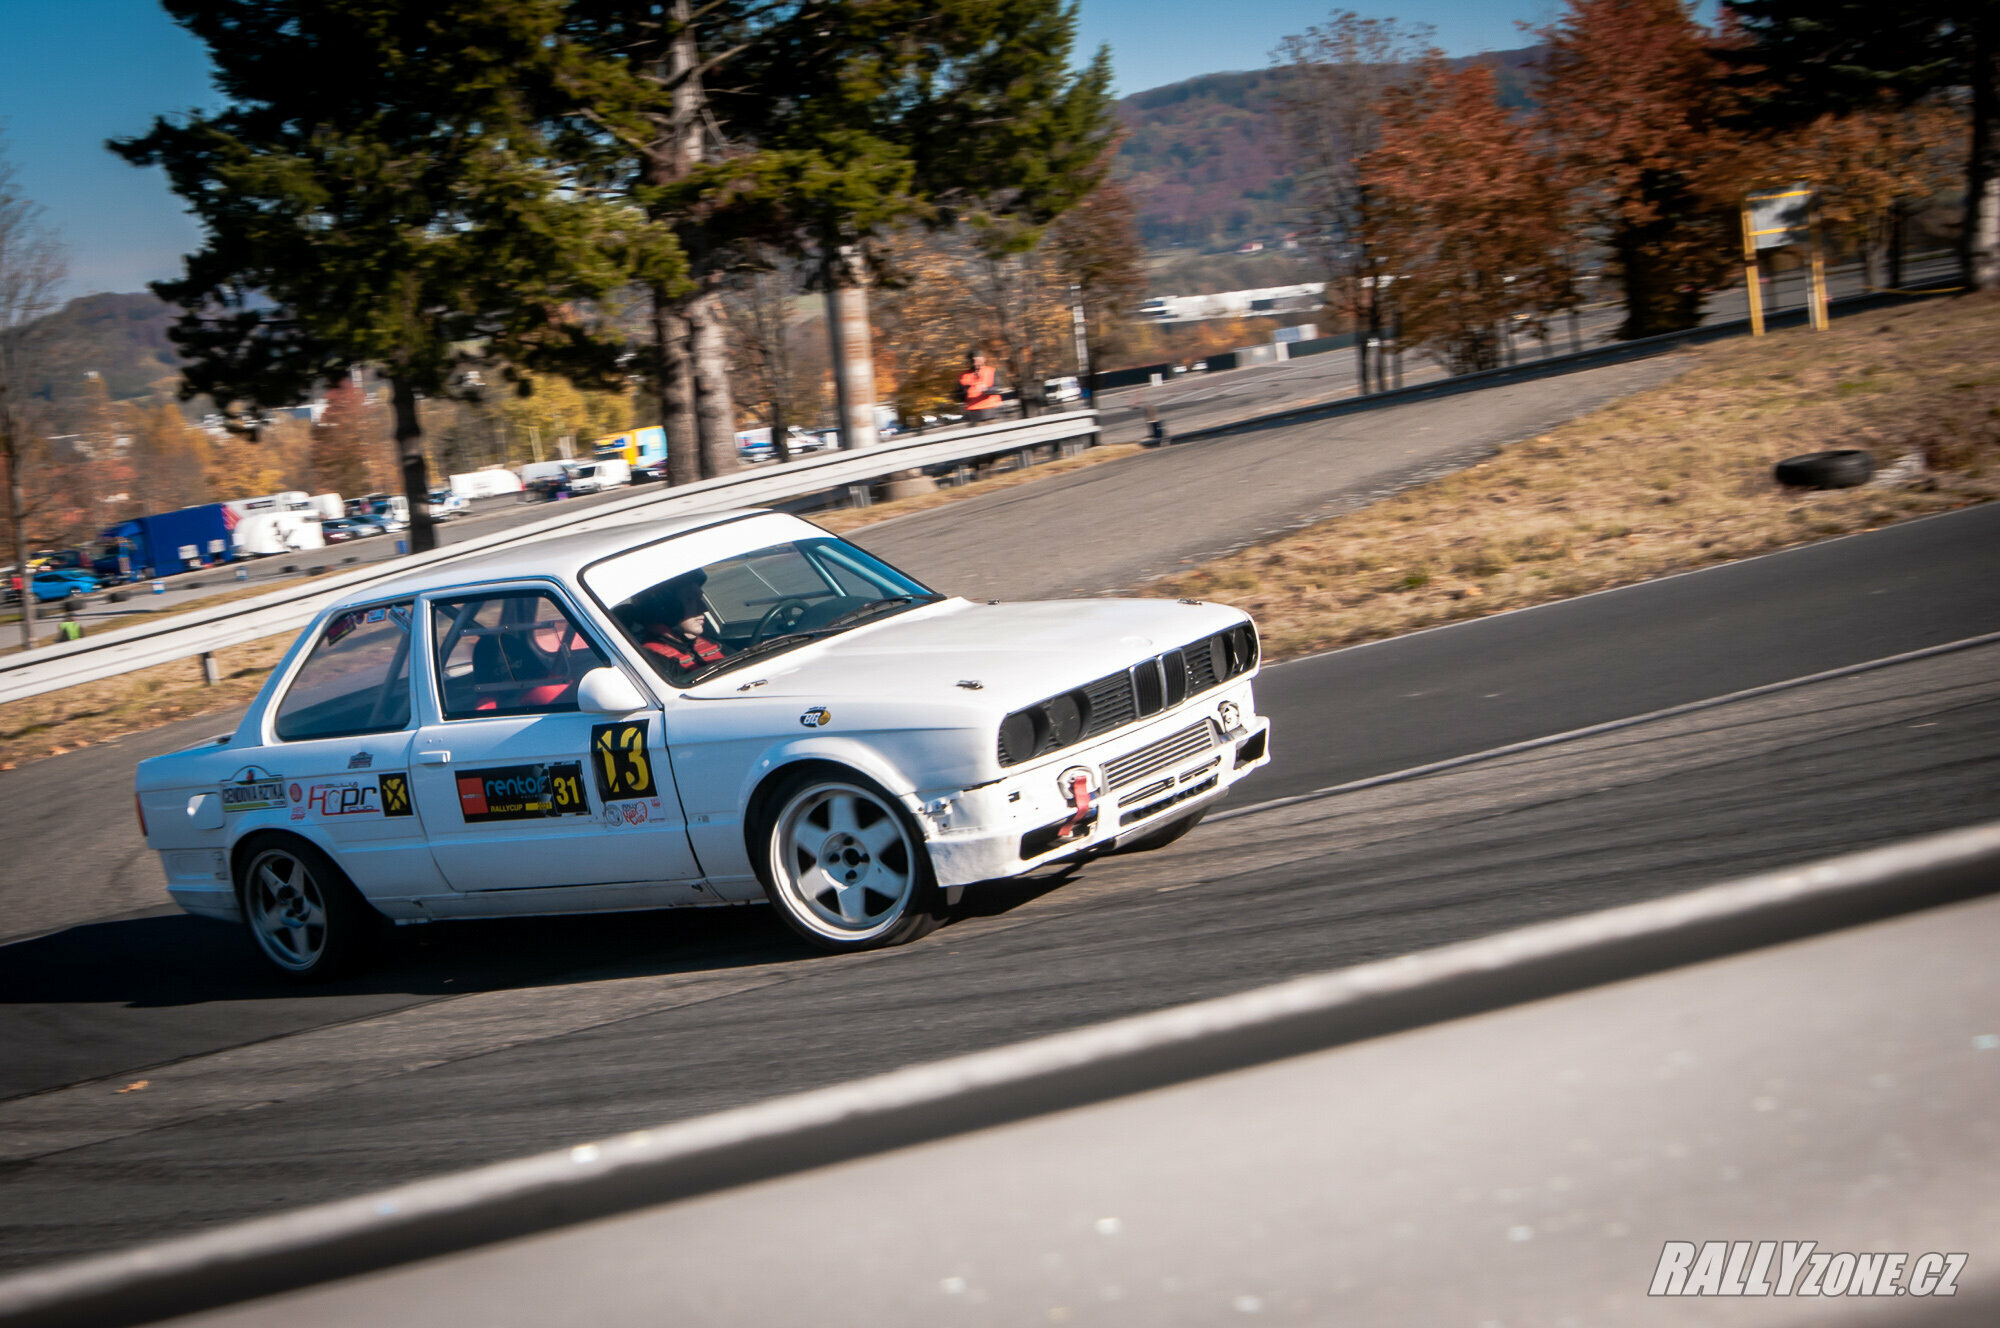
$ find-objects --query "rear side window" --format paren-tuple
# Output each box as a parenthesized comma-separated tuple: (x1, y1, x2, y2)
(273, 603, 415, 742)
(431, 590, 608, 720)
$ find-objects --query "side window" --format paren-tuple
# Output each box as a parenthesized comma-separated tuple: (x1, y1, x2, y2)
(274, 603, 415, 742)
(432, 590, 608, 720)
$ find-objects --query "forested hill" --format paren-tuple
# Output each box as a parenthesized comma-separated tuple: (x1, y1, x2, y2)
(30, 291, 182, 401)
(1113, 46, 1543, 251)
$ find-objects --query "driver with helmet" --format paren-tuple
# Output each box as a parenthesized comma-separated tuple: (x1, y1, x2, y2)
(632, 571, 725, 676)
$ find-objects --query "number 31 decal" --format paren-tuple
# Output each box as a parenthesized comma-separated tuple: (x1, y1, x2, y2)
(591, 721, 658, 800)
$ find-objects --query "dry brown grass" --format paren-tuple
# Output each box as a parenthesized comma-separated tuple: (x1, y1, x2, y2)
(0, 634, 293, 770)
(1156, 293, 2000, 660)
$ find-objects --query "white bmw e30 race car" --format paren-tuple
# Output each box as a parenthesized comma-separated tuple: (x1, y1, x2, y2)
(135, 510, 1270, 977)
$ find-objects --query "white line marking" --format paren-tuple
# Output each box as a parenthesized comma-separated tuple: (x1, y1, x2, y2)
(1217, 628, 2000, 824)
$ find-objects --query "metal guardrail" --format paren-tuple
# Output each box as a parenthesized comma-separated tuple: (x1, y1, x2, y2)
(0, 411, 1098, 706)
(3, 818, 1996, 1328)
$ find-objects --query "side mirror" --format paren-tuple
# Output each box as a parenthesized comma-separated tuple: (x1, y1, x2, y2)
(577, 667, 650, 715)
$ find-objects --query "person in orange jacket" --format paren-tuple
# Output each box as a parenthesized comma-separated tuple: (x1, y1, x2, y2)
(959, 351, 1002, 424)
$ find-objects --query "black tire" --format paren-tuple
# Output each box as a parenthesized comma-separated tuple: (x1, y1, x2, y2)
(1773, 450, 1875, 490)
(752, 768, 943, 953)
(1111, 808, 1207, 856)
(234, 834, 381, 981)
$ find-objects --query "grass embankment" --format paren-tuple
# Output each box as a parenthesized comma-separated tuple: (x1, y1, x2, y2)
(1158, 293, 2000, 659)
(0, 441, 1144, 770)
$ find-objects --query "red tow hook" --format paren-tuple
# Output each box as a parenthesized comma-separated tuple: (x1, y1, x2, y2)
(1057, 772, 1094, 841)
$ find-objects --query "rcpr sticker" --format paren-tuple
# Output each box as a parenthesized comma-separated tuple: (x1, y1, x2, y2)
(799, 706, 832, 728)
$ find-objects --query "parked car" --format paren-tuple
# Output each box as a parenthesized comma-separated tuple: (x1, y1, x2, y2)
(319, 519, 365, 543)
(347, 514, 397, 538)
(134, 509, 1270, 978)
(427, 490, 469, 521)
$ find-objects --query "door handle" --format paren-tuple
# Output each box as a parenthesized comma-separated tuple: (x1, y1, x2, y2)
(417, 750, 451, 765)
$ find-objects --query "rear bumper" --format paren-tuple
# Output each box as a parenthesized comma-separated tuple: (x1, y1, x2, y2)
(168, 883, 241, 924)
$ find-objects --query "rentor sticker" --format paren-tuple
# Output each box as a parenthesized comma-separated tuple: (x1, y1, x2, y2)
(456, 762, 590, 823)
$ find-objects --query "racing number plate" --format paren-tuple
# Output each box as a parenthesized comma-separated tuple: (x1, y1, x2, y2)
(591, 721, 658, 800)
(456, 761, 590, 823)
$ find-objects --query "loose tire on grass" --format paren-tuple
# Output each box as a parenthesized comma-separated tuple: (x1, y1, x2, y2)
(1774, 450, 1875, 490)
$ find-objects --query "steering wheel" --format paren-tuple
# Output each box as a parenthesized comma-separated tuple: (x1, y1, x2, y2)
(750, 597, 813, 646)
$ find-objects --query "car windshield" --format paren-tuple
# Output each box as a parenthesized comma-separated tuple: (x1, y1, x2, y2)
(587, 536, 938, 686)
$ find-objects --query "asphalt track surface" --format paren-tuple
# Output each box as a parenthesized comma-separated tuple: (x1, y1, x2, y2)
(2, 496, 1997, 1275)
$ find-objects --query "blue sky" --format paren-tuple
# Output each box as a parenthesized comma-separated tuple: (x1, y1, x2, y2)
(0, 0, 1567, 299)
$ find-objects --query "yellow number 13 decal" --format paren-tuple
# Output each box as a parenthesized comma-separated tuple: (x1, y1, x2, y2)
(591, 721, 657, 799)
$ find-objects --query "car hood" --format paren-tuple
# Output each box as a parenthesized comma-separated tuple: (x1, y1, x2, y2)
(680, 597, 1248, 711)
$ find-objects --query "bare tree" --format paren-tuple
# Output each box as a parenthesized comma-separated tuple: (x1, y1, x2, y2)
(723, 250, 809, 461)
(0, 137, 69, 650)
(1272, 14, 1435, 394)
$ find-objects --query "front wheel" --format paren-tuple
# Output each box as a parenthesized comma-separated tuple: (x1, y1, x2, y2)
(236, 836, 379, 981)
(757, 773, 942, 953)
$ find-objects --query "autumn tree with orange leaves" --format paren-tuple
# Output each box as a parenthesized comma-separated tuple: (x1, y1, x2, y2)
(1537, 0, 1745, 339)
(1363, 59, 1580, 373)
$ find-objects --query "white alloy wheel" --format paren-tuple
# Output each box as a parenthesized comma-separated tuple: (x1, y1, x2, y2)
(237, 838, 373, 979)
(765, 779, 937, 949)
(244, 846, 330, 972)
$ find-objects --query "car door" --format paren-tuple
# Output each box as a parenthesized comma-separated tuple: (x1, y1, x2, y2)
(261, 600, 440, 898)
(407, 583, 702, 891)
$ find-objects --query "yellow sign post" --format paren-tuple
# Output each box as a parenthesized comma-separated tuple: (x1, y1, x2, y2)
(1742, 184, 1829, 335)
(1739, 201, 1766, 337)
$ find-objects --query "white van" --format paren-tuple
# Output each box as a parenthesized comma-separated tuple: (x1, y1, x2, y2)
(562, 458, 631, 494)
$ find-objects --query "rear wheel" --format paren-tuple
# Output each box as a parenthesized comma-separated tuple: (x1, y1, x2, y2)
(236, 836, 378, 981)
(757, 772, 942, 953)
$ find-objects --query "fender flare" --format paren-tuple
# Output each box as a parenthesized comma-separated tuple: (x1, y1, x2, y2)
(736, 735, 920, 816)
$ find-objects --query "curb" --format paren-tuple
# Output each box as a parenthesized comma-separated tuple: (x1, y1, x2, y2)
(4, 820, 1998, 1328)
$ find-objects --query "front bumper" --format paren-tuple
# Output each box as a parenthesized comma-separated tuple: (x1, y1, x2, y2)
(920, 682, 1270, 888)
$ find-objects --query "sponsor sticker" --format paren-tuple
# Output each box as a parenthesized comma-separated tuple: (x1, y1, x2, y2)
(600, 797, 664, 828)
(455, 762, 589, 823)
(800, 706, 832, 729)
(1650, 1243, 1965, 1298)
(291, 780, 383, 820)
(378, 772, 413, 817)
(220, 765, 287, 813)
(590, 720, 658, 800)
(365, 607, 387, 623)
(347, 751, 374, 770)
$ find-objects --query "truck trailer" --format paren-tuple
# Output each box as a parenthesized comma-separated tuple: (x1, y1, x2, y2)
(96, 503, 239, 580)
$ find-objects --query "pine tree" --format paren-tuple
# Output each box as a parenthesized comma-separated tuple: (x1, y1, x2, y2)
(112, 0, 644, 552)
